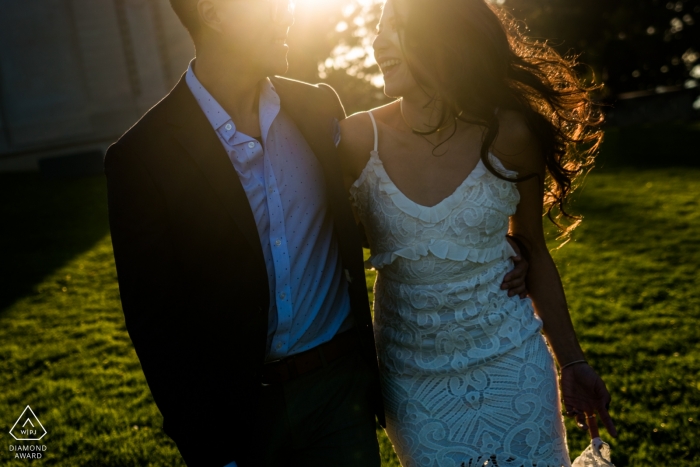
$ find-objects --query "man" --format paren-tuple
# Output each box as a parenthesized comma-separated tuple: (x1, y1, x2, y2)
(104, 1, 528, 466)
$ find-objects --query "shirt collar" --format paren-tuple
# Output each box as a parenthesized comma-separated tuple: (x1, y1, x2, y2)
(185, 60, 280, 145)
(259, 78, 280, 146)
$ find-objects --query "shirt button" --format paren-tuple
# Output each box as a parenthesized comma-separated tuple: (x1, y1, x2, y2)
(276, 342, 283, 349)
(274, 239, 281, 246)
(225, 124, 232, 131)
(279, 292, 286, 300)
(248, 142, 255, 148)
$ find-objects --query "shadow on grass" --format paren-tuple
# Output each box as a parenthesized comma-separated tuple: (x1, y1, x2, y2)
(0, 172, 110, 314)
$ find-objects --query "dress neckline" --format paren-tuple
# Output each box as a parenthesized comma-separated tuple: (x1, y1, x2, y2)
(368, 148, 485, 211)
(349, 110, 519, 224)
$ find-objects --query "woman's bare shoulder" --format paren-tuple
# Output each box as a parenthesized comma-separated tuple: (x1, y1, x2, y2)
(339, 99, 399, 140)
(491, 109, 544, 175)
(339, 112, 374, 154)
(338, 100, 401, 181)
(368, 99, 400, 123)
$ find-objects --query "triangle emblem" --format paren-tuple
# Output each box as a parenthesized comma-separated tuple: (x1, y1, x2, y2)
(9, 406, 47, 441)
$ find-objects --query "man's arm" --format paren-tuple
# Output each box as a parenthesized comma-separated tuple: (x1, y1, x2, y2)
(317, 82, 347, 121)
(105, 143, 181, 412)
(105, 143, 254, 466)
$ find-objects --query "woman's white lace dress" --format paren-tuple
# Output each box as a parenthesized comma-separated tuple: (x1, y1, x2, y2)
(349, 112, 571, 467)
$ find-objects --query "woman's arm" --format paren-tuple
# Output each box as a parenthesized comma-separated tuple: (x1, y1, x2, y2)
(509, 168, 586, 366)
(491, 111, 582, 363)
(494, 110, 617, 438)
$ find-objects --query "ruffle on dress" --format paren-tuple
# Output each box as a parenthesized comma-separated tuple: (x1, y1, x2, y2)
(351, 149, 520, 270)
(368, 237, 517, 269)
(351, 150, 518, 224)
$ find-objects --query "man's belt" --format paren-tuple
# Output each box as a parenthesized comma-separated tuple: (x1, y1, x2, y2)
(261, 329, 360, 385)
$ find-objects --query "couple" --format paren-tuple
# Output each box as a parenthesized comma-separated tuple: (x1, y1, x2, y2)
(104, 0, 617, 466)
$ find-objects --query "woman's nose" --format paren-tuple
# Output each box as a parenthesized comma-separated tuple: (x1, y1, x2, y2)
(373, 31, 388, 55)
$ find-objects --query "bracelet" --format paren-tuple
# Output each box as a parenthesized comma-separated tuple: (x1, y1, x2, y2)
(560, 359, 587, 370)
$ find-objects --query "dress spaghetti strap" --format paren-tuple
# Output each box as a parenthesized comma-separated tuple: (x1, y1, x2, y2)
(367, 111, 379, 153)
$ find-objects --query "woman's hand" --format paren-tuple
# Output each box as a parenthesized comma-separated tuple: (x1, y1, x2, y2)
(561, 362, 618, 439)
(502, 236, 529, 298)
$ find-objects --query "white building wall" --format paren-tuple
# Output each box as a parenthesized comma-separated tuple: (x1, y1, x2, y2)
(0, 0, 194, 159)
(70, 0, 138, 136)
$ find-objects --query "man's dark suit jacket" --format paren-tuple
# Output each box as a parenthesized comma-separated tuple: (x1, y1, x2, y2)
(104, 74, 384, 467)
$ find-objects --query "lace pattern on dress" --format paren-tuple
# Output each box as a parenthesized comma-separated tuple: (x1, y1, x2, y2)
(349, 111, 571, 467)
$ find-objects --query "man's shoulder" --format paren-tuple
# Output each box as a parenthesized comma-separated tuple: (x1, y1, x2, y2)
(112, 80, 188, 152)
(270, 76, 345, 119)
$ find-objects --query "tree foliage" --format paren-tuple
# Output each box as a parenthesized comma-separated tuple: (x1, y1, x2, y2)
(502, 0, 700, 96)
(287, 0, 389, 113)
(286, 0, 700, 111)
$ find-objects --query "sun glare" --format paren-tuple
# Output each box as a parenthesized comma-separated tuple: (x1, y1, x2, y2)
(294, 0, 385, 88)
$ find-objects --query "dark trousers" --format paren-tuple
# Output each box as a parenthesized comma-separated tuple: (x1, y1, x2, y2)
(257, 349, 381, 467)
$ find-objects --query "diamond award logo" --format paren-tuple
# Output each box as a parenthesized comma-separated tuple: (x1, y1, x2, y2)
(9, 406, 47, 441)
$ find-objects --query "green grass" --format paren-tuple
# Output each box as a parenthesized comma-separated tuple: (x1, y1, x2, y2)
(1, 166, 699, 466)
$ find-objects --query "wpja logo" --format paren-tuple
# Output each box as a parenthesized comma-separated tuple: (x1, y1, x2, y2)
(8, 405, 48, 460)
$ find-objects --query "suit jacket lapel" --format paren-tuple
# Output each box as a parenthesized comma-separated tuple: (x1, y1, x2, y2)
(166, 78, 263, 256)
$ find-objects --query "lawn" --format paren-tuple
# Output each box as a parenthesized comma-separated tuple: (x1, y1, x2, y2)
(1, 163, 699, 466)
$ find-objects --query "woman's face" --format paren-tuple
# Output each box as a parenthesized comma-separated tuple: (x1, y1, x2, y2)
(373, 0, 420, 99)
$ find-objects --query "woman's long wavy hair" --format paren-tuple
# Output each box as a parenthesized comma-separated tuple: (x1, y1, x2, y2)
(392, 0, 604, 237)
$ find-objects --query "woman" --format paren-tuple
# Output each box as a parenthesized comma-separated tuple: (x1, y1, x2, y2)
(338, 0, 618, 466)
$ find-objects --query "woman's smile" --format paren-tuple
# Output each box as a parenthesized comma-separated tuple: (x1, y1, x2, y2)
(377, 57, 403, 79)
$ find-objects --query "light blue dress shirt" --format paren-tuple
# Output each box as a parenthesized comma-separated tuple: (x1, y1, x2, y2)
(186, 64, 354, 467)
(186, 65, 354, 340)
